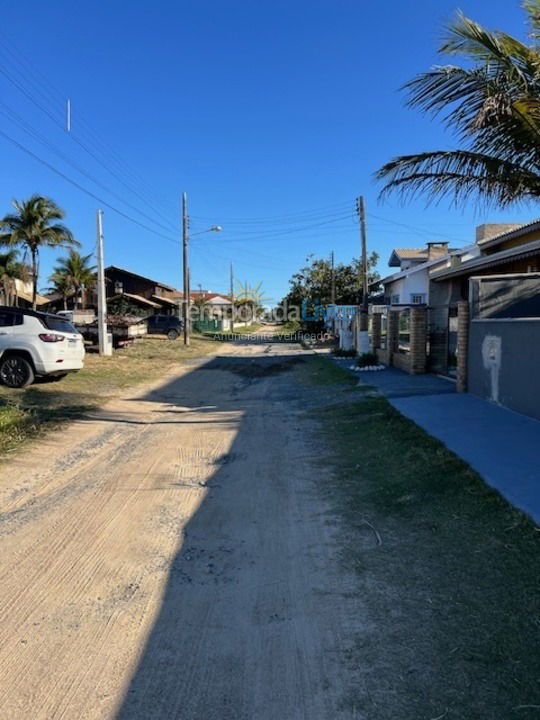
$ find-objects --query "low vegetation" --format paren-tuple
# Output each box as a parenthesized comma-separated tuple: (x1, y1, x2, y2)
(298, 356, 540, 719)
(0, 335, 219, 455)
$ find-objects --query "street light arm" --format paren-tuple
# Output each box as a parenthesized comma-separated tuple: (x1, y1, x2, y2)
(190, 225, 222, 238)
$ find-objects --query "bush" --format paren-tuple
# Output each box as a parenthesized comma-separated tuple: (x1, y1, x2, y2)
(357, 352, 379, 367)
(333, 348, 356, 358)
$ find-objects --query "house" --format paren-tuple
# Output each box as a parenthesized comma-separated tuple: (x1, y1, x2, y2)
(428, 222, 540, 377)
(13, 278, 49, 309)
(104, 266, 180, 315)
(168, 290, 233, 317)
(381, 242, 474, 307)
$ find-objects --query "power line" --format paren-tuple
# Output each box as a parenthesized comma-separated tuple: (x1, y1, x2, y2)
(190, 200, 353, 225)
(0, 100, 179, 235)
(0, 127, 180, 244)
(0, 35, 174, 215)
(367, 212, 464, 244)
(0, 41, 179, 229)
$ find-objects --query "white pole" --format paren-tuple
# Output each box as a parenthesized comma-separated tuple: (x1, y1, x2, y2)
(96, 210, 110, 355)
(67, 99, 71, 133)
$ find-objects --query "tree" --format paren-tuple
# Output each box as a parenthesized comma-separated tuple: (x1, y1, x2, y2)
(376, 3, 540, 208)
(284, 253, 380, 312)
(0, 250, 30, 306)
(50, 250, 96, 309)
(47, 271, 73, 311)
(0, 195, 78, 310)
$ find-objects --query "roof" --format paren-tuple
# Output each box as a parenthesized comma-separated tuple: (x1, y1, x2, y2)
(152, 294, 178, 306)
(16, 289, 50, 306)
(388, 246, 449, 267)
(381, 254, 451, 285)
(191, 293, 231, 303)
(105, 266, 176, 292)
(475, 219, 540, 251)
(431, 238, 540, 281)
(171, 292, 232, 303)
(108, 292, 161, 308)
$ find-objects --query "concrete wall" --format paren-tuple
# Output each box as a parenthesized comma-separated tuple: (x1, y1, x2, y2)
(468, 319, 540, 421)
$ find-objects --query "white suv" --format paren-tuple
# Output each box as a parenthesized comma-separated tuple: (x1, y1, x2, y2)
(0, 307, 85, 388)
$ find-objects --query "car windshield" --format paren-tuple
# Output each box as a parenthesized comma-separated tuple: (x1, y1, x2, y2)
(42, 316, 78, 333)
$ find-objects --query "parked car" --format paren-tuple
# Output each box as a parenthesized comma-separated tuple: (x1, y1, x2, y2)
(147, 314, 184, 340)
(56, 309, 96, 325)
(0, 307, 85, 388)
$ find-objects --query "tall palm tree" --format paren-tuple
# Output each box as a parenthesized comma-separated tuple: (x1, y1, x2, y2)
(0, 195, 78, 310)
(0, 249, 30, 306)
(376, 2, 540, 208)
(50, 250, 96, 309)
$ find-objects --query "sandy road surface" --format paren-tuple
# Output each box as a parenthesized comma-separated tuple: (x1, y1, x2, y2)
(0, 339, 363, 720)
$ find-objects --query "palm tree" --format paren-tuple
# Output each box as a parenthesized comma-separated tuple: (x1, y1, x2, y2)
(0, 195, 78, 310)
(0, 250, 30, 306)
(47, 270, 74, 311)
(376, 2, 540, 208)
(50, 250, 96, 309)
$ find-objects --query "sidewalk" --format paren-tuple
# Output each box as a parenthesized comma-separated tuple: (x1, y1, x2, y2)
(331, 357, 540, 523)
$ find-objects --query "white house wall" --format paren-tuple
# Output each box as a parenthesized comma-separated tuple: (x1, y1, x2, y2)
(385, 270, 430, 305)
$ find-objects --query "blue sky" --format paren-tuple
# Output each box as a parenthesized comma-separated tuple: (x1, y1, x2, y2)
(0, 0, 533, 303)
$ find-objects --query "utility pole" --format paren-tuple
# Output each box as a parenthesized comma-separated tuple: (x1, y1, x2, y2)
(96, 210, 110, 356)
(356, 196, 370, 353)
(357, 196, 369, 313)
(330, 250, 336, 305)
(182, 192, 189, 345)
(230, 262, 235, 333)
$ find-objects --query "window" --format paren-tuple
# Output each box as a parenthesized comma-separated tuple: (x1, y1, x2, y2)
(42, 316, 77, 333)
(114, 281, 124, 294)
(410, 293, 426, 305)
(0, 311, 22, 327)
(391, 294, 400, 305)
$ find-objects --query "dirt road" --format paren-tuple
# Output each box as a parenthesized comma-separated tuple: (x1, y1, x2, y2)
(0, 339, 363, 720)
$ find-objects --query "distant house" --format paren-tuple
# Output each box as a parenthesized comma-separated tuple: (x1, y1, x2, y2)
(168, 290, 232, 316)
(13, 279, 49, 309)
(104, 266, 180, 315)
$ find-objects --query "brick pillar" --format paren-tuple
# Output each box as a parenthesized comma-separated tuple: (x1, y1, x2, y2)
(410, 306, 428, 375)
(456, 300, 469, 393)
(387, 310, 400, 361)
(371, 313, 382, 349)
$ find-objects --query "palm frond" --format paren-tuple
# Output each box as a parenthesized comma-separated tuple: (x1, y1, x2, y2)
(524, 0, 540, 44)
(376, 150, 540, 207)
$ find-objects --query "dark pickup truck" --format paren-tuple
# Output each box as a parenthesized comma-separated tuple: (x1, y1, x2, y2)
(147, 314, 184, 340)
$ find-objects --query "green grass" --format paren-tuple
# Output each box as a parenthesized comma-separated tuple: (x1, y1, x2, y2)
(298, 354, 358, 387)
(0, 335, 220, 456)
(229, 323, 263, 334)
(298, 355, 540, 720)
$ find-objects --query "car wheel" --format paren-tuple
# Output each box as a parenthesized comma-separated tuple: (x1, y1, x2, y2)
(0, 355, 35, 389)
(167, 329, 180, 340)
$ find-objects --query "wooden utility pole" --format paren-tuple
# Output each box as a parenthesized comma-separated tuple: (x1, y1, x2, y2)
(330, 250, 336, 305)
(357, 196, 369, 314)
(230, 262, 234, 333)
(96, 210, 111, 355)
(182, 192, 189, 345)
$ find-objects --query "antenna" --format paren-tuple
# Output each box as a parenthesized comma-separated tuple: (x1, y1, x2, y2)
(66, 99, 71, 133)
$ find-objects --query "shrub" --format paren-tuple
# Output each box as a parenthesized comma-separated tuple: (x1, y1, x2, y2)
(357, 352, 379, 367)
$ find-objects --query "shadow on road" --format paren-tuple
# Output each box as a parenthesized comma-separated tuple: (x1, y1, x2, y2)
(112, 351, 331, 720)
